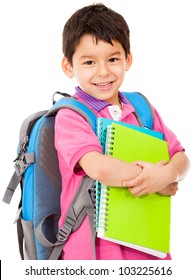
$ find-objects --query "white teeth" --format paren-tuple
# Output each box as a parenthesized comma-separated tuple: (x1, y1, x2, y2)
(96, 82, 111, 86)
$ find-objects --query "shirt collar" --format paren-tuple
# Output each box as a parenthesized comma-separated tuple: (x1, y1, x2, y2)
(74, 87, 130, 112)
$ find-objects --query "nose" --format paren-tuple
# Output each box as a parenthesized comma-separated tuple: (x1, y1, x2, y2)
(97, 62, 110, 77)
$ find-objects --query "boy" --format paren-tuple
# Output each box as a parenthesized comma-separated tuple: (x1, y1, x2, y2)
(55, 3, 189, 259)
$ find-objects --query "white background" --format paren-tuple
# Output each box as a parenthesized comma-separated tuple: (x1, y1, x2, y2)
(0, 0, 195, 278)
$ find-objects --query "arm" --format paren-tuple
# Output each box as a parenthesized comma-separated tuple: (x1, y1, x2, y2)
(55, 108, 142, 186)
(123, 151, 190, 196)
(79, 151, 142, 186)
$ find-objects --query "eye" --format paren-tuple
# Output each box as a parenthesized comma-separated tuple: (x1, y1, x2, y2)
(84, 60, 94, 65)
(109, 57, 119, 63)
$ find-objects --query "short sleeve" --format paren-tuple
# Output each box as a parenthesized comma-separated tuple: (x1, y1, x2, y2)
(152, 106, 184, 158)
(55, 108, 102, 175)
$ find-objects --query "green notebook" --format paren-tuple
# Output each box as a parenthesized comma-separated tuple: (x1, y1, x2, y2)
(97, 123, 171, 258)
(95, 117, 164, 230)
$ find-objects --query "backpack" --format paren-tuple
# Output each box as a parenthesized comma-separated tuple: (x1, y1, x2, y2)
(2, 91, 154, 260)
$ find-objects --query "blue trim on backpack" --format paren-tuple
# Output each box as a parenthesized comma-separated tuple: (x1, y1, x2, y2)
(122, 92, 153, 129)
(22, 116, 45, 221)
(47, 97, 97, 133)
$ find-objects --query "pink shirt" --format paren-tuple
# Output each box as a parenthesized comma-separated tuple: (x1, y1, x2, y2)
(54, 90, 184, 260)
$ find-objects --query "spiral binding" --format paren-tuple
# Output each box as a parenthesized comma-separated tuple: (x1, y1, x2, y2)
(97, 119, 107, 153)
(89, 181, 97, 230)
(96, 125, 116, 233)
(96, 119, 108, 230)
(97, 185, 110, 232)
(95, 181, 101, 229)
(96, 182, 107, 229)
(105, 125, 115, 155)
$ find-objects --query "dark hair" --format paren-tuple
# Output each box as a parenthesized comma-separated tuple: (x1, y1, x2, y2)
(62, 3, 130, 64)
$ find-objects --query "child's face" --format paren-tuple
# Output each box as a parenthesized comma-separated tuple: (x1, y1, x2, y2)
(62, 34, 132, 105)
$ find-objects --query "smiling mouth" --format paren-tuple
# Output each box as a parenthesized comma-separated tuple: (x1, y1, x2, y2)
(93, 81, 113, 87)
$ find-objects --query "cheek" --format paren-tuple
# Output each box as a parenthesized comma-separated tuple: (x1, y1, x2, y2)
(74, 68, 93, 83)
(113, 67, 126, 80)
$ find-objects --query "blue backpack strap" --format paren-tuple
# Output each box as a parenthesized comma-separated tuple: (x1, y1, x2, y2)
(48, 92, 153, 130)
(46, 96, 97, 133)
(122, 91, 154, 129)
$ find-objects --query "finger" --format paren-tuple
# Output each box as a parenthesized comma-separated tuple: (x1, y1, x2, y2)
(171, 185, 178, 191)
(170, 189, 178, 196)
(123, 176, 143, 187)
(123, 179, 136, 187)
(130, 185, 147, 197)
(170, 182, 178, 191)
(128, 186, 140, 196)
(156, 160, 168, 166)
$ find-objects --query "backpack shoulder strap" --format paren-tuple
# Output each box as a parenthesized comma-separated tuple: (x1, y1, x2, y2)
(122, 91, 154, 129)
(36, 175, 96, 260)
(46, 96, 97, 133)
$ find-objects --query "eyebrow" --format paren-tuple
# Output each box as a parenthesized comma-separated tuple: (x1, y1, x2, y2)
(79, 51, 122, 60)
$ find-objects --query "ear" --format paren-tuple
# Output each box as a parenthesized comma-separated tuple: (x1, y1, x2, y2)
(62, 56, 74, 78)
(125, 52, 132, 71)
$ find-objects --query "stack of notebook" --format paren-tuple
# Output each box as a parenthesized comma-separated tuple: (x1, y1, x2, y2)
(95, 118, 171, 258)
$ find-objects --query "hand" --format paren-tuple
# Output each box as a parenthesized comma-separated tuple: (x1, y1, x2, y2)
(158, 182, 178, 196)
(123, 160, 170, 196)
